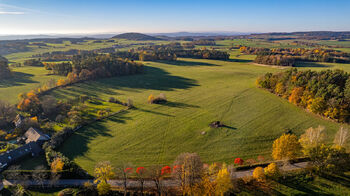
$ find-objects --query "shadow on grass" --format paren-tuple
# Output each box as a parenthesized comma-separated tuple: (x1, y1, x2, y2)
(137, 107, 175, 117)
(226, 59, 253, 63)
(51, 66, 198, 99)
(0, 72, 37, 88)
(294, 62, 332, 68)
(160, 101, 199, 108)
(319, 172, 350, 188)
(59, 110, 131, 161)
(157, 59, 218, 66)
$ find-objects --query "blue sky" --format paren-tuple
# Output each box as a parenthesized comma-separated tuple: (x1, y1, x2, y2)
(0, 0, 349, 34)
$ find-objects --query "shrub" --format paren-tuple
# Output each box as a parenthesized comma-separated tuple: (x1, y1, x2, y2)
(234, 158, 244, 165)
(253, 167, 265, 182)
(108, 97, 116, 103)
(264, 163, 280, 178)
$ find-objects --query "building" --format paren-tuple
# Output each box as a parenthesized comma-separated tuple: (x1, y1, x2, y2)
(0, 142, 42, 172)
(0, 127, 50, 172)
(13, 114, 25, 128)
(24, 127, 50, 144)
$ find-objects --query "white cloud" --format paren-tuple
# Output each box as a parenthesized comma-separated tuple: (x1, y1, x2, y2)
(0, 11, 24, 15)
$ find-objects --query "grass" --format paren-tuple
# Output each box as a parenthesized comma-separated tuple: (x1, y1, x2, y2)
(0, 66, 63, 104)
(238, 171, 350, 195)
(49, 57, 348, 174)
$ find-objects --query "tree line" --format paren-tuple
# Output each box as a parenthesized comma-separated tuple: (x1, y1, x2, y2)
(256, 69, 350, 122)
(240, 46, 350, 66)
(0, 56, 11, 79)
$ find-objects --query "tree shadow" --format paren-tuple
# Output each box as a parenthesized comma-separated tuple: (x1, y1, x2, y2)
(226, 59, 253, 63)
(157, 60, 217, 66)
(137, 107, 175, 117)
(294, 62, 332, 68)
(159, 101, 199, 108)
(0, 71, 37, 88)
(319, 172, 350, 188)
(59, 110, 132, 161)
(51, 66, 198, 100)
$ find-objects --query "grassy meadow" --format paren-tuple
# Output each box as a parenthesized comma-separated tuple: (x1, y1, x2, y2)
(1, 38, 350, 174)
(50, 57, 348, 173)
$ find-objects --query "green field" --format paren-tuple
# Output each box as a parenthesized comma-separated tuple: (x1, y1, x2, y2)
(0, 66, 63, 104)
(46, 57, 347, 174)
(1, 38, 350, 175)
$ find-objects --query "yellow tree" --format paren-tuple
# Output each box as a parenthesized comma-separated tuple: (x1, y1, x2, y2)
(264, 163, 280, 178)
(94, 161, 115, 195)
(215, 164, 233, 196)
(253, 167, 265, 182)
(51, 157, 64, 173)
(148, 94, 155, 104)
(272, 134, 301, 160)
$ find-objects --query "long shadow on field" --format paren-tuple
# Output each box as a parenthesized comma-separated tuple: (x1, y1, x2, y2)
(0, 72, 37, 88)
(294, 62, 331, 68)
(59, 110, 131, 160)
(161, 101, 199, 108)
(157, 60, 217, 66)
(226, 59, 253, 63)
(51, 66, 198, 99)
(137, 107, 175, 117)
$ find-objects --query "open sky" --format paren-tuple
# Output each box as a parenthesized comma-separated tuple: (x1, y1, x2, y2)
(0, 0, 349, 35)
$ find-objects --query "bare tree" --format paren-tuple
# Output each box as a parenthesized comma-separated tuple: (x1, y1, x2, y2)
(334, 126, 349, 147)
(41, 95, 58, 117)
(173, 153, 203, 195)
(115, 163, 133, 196)
(32, 165, 48, 188)
(0, 100, 16, 127)
(147, 165, 164, 196)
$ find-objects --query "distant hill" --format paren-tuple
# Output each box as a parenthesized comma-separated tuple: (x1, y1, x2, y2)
(112, 33, 162, 40)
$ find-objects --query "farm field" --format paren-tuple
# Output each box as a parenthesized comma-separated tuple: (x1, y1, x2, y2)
(50, 56, 349, 173)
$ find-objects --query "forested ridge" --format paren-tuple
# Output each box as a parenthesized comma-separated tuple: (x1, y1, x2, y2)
(257, 69, 350, 122)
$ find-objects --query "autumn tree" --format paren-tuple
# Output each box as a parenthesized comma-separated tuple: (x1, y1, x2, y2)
(51, 157, 64, 173)
(148, 94, 155, 104)
(299, 126, 326, 156)
(288, 87, 304, 105)
(214, 164, 233, 196)
(17, 91, 41, 115)
(272, 134, 301, 161)
(94, 161, 115, 195)
(173, 153, 203, 195)
(264, 163, 280, 179)
(253, 167, 265, 182)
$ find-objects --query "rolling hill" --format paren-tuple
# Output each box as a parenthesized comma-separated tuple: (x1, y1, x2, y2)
(112, 32, 163, 41)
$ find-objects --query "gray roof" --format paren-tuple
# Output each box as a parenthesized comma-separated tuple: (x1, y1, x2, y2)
(0, 142, 42, 171)
(24, 127, 50, 143)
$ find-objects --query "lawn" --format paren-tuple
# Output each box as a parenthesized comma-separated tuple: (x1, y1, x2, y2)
(52, 57, 348, 174)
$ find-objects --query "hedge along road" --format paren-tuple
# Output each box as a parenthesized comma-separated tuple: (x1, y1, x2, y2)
(2, 161, 308, 188)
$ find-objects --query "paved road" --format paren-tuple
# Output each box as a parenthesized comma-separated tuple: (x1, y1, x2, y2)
(2, 162, 309, 188)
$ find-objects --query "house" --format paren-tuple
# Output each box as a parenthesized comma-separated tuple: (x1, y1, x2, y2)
(0, 142, 41, 172)
(24, 127, 50, 144)
(13, 114, 25, 128)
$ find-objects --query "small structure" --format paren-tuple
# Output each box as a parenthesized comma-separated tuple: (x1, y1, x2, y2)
(24, 127, 50, 144)
(13, 114, 25, 128)
(209, 121, 224, 128)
